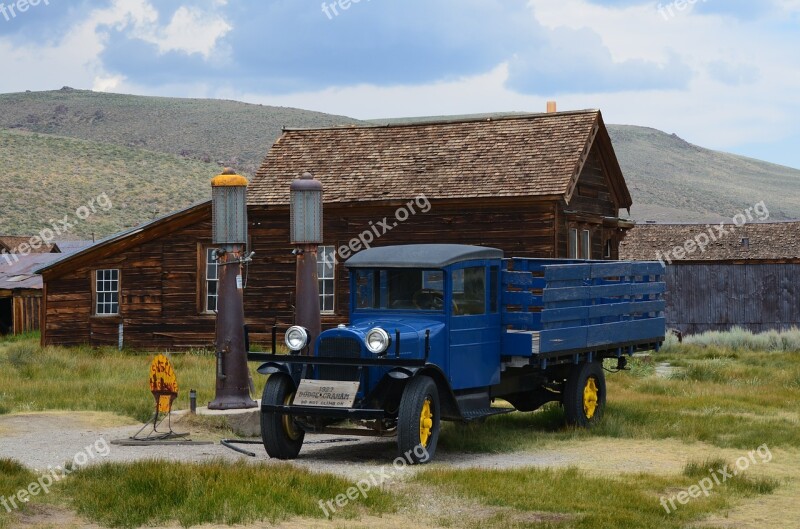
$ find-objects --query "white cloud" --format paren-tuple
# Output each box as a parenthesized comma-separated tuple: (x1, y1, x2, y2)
(0, 0, 230, 93)
(131, 5, 232, 58)
(93, 74, 126, 92)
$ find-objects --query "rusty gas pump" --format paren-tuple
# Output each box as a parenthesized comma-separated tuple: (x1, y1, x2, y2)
(290, 172, 323, 356)
(208, 169, 257, 410)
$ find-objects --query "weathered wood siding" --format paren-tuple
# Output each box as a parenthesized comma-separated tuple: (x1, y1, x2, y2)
(11, 293, 41, 334)
(43, 197, 624, 349)
(557, 147, 621, 259)
(665, 263, 800, 334)
(44, 220, 218, 349)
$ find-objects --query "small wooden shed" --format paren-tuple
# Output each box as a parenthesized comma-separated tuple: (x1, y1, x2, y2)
(0, 236, 59, 257)
(0, 253, 63, 335)
(620, 222, 800, 334)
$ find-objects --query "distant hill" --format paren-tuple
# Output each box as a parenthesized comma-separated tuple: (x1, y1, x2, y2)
(0, 128, 218, 238)
(0, 89, 360, 238)
(606, 125, 800, 222)
(0, 88, 360, 177)
(1, 91, 799, 238)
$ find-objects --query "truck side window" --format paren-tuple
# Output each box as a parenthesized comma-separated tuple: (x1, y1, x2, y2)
(355, 270, 377, 309)
(453, 267, 485, 316)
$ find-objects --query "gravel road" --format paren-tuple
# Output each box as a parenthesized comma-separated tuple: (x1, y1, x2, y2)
(0, 410, 722, 480)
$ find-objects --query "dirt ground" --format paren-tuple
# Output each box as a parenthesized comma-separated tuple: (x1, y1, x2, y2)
(1, 411, 798, 528)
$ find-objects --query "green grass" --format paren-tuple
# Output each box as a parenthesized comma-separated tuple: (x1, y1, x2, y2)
(416, 461, 778, 529)
(0, 458, 397, 528)
(0, 333, 236, 422)
(60, 460, 396, 528)
(439, 330, 800, 454)
(0, 459, 37, 529)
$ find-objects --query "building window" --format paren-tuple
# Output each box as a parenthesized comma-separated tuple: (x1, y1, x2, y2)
(205, 247, 219, 313)
(569, 228, 578, 259)
(95, 269, 119, 315)
(605, 239, 613, 259)
(318, 246, 335, 313)
(581, 230, 591, 260)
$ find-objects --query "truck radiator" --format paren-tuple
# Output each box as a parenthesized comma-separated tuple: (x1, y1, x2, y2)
(317, 337, 362, 382)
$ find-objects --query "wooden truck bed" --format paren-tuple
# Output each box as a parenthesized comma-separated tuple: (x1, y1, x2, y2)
(500, 258, 666, 361)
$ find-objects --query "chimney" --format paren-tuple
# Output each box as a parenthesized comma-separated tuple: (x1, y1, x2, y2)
(546, 101, 557, 113)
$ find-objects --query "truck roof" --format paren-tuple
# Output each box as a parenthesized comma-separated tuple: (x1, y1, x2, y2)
(345, 244, 504, 269)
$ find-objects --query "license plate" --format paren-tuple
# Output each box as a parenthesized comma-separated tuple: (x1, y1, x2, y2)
(293, 379, 360, 408)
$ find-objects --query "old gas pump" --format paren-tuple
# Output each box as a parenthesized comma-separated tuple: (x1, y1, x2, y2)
(290, 172, 323, 356)
(208, 168, 257, 410)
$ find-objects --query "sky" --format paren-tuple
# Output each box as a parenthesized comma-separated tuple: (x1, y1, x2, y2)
(0, 0, 799, 169)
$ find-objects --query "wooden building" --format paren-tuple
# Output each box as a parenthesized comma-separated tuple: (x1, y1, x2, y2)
(620, 222, 800, 334)
(0, 253, 64, 335)
(0, 236, 59, 257)
(39, 110, 636, 349)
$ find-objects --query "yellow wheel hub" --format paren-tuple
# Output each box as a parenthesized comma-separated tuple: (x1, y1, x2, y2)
(583, 377, 599, 419)
(419, 398, 434, 446)
(283, 392, 302, 441)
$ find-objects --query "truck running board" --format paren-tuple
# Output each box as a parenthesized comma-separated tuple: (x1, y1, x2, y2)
(461, 407, 515, 422)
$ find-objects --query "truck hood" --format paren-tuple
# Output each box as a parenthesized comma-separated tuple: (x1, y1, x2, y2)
(348, 318, 444, 337)
(318, 318, 445, 359)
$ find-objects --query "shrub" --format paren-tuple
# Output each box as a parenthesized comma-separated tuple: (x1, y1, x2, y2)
(680, 327, 800, 353)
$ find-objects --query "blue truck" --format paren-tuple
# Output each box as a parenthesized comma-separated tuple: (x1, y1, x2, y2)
(250, 244, 665, 463)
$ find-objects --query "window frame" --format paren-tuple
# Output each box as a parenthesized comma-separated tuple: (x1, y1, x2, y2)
(581, 229, 591, 260)
(203, 246, 220, 314)
(569, 228, 578, 259)
(317, 245, 336, 314)
(93, 269, 120, 316)
(451, 265, 487, 317)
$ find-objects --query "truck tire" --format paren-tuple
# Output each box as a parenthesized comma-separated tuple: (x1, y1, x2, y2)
(397, 375, 439, 464)
(261, 375, 305, 459)
(563, 362, 606, 427)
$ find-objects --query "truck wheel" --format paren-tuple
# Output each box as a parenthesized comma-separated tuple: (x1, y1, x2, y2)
(563, 362, 606, 427)
(397, 376, 439, 464)
(261, 375, 305, 459)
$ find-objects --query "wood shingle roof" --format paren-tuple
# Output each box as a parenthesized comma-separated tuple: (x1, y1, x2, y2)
(620, 222, 800, 262)
(0, 236, 58, 254)
(249, 110, 629, 207)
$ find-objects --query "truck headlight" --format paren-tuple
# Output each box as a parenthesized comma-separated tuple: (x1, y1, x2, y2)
(365, 328, 390, 355)
(285, 326, 309, 352)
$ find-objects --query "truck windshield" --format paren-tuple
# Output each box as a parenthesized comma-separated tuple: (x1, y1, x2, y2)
(354, 269, 444, 311)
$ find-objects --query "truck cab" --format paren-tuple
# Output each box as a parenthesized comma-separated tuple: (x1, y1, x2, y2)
(253, 244, 665, 463)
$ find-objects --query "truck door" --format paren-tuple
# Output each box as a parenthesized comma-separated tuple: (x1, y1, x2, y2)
(448, 264, 501, 390)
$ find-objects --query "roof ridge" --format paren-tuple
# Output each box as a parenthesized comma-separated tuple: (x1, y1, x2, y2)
(636, 220, 800, 226)
(281, 109, 600, 132)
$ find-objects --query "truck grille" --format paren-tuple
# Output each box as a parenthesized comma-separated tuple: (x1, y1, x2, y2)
(317, 337, 362, 382)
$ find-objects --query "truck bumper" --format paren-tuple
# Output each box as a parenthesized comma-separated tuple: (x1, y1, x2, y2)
(260, 403, 388, 420)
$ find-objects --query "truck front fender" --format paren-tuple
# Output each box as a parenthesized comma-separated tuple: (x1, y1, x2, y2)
(387, 367, 419, 380)
(414, 365, 461, 421)
(257, 362, 291, 376)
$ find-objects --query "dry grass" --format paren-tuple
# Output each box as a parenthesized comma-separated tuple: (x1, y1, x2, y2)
(0, 333, 262, 423)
